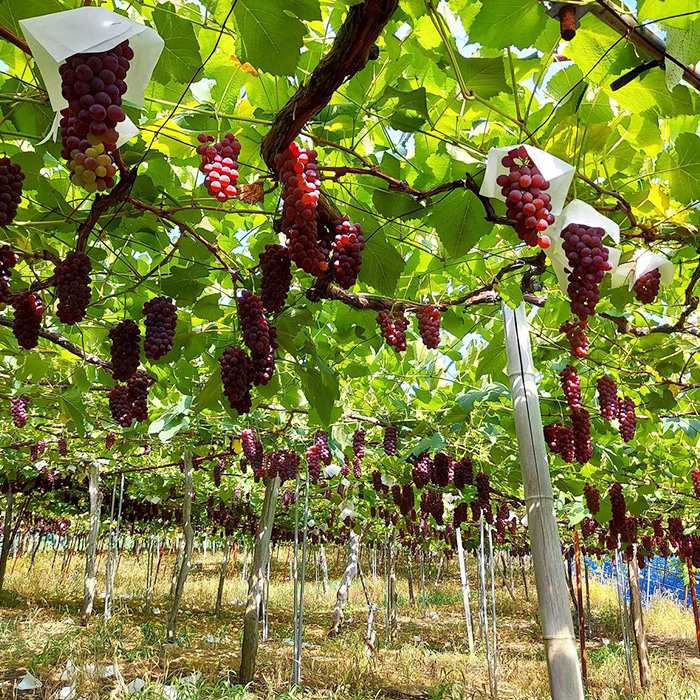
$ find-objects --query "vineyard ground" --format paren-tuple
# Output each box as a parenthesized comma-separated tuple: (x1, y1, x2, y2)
(1, 552, 699, 699)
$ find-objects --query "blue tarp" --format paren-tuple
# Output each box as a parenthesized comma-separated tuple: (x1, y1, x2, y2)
(586, 556, 697, 608)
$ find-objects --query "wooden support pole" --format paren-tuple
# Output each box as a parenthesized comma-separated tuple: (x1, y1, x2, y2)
(502, 303, 584, 700)
(573, 530, 587, 688)
(628, 551, 651, 688)
(81, 463, 102, 624)
(166, 451, 194, 643)
(239, 476, 280, 684)
(688, 559, 700, 658)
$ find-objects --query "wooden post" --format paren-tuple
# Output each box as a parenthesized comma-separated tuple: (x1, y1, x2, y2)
(687, 559, 700, 658)
(573, 530, 587, 687)
(239, 476, 280, 685)
(329, 531, 360, 636)
(166, 451, 194, 643)
(456, 527, 475, 654)
(0, 483, 15, 594)
(320, 544, 328, 594)
(81, 463, 102, 624)
(628, 551, 651, 687)
(502, 303, 584, 700)
(215, 540, 230, 616)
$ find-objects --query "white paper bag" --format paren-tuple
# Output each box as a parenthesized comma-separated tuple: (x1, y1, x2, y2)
(20, 7, 163, 147)
(17, 672, 42, 690)
(479, 145, 575, 215)
(610, 249, 674, 290)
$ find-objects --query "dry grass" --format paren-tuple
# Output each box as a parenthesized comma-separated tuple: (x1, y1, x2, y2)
(1, 549, 700, 700)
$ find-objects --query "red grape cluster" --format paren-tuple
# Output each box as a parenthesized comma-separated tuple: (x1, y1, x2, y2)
(58, 438, 68, 456)
(12, 292, 44, 349)
(581, 517, 597, 539)
(54, 252, 92, 325)
(219, 346, 253, 414)
(341, 455, 350, 477)
(109, 320, 141, 381)
(692, 469, 700, 499)
(142, 297, 177, 360)
(197, 133, 241, 202)
(583, 483, 600, 514)
(543, 423, 573, 463)
(330, 215, 364, 288)
(432, 452, 453, 487)
(376, 310, 408, 352)
(352, 455, 362, 479)
(560, 318, 588, 358)
(571, 409, 592, 464)
(314, 430, 332, 465)
(372, 469, 389, 494)
(412, 452, 432, 489)
(10, 396, 28, 428)
(352, 428, 366, 459)
(634, 268, 661, 304)
(251, 324, 277, 386)
(420, 489, 444, 525)
(238, 290, 271, 356)
(270, 450, 299, 483)
(108, 377, 148, 427)
(668, 516, 684, 544)
(274, 143, 326, 276)
(0, 245, 18, 303)
(105, 432, 115, 450)
(109, 383, 132, 427)
(618, 397, 636, 442)
(560, 223, 612, 320)
(497, 146, 554, 247)
(0, 158, 24, 226)
(59, 41, 132, 191)
(609, 483, 626, 532)
(620, 516, 638, 544)
(475, 471, 493, 523)
(128, 377, 149, 423)
(453, 502, 470, 528)
(214, 457, 224, 487)
(453, 458, 473, 488)
(383, 425, 398, 456)
(241, 428, 257, 460)
(596, 376, 618, 421)
(560, 365, 582, 411)
(306, 444, 322, 484)
(416, 305, 441, 349)
(259, 244, 292, 314)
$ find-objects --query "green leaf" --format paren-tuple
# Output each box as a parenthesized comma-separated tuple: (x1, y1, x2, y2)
(359, 232, 405, 296)
(657, 132, 700, 204)
(298, 356, 339, 426)
(234, 0, 306, 76)
(59, 388, 87, 436)
(449, 57, 510, 99)
(429, 190, 492, 259)
(469, 0, 547, 49)
(611, 69, 694, 118)
(152, 3, 202, 85)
